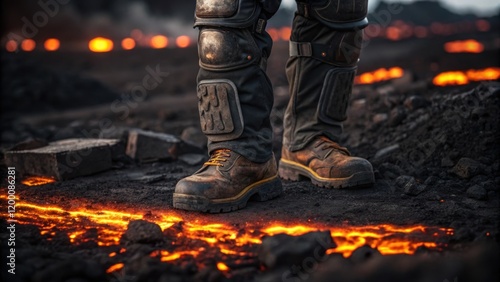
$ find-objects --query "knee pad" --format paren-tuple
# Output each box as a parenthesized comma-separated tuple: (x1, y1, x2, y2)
(195, 0, 262, 28)
(198, 79, 244, 141)
(317, 66, 357, 122)
(298, 0, 368, 30)
(198, 27, 261, 71)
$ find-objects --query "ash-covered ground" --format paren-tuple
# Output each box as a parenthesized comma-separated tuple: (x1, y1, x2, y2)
(1, 33, 499, 282)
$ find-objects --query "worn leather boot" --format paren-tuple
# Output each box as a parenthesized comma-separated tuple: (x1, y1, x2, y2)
(279, 136, 374, 189)
(174, 149, 283, 213)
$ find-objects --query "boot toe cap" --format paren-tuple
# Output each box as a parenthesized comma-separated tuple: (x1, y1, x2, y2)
(174, 178, 211, 197)
(326, 157, 373, 178)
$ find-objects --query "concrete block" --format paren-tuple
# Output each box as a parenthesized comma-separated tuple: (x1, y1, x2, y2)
(126, 129, 182, 162)
(4, 138, 120, 181)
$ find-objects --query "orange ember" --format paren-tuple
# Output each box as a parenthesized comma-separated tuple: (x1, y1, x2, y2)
(433, 67, 500, 86)
(176, 35, 191, 48)
(6, 40, 18, 52)
(89, 37, 114, 52)
(444, 39, 484, 53)
(466, 68, 500, 81)
(386, 26, 402, 41)
(280, 26, 292, 41)
(2, 196, 453, 263)
(21, 176, 56, 186)
(268, 28, 279, 41)
(44, 38, 60, 51)
(355, 67, 404, 85)
(21, 39, 36, 52)
(121, 37, 136, 50)
(217, 262, 230, 272)
(106, 263, 124, 273)
(150, 35, 168, 49)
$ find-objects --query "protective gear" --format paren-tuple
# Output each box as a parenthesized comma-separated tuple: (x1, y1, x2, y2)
(194, 0, 261, 28)
(194, 0, 277, 162)
(198, 79, 244, 141)
(279, 136, 374, 188)
(295, 0, 368, 30)
(282, 0, 367, 152)
(288, 30, 363, 65)
(198, 28, 261, 71)
(174, 149, 283, 212)
(317, 66, 357, 122)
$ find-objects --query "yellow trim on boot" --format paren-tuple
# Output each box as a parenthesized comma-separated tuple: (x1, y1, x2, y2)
(280, 158, 349, 181)
(211, 174, 279, 203)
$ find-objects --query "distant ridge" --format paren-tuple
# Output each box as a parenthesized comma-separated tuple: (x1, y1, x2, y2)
(369, 1, 498, 25)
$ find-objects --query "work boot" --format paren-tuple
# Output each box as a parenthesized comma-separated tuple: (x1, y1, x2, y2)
(279, 136, 374, 189)
(174, 149, 283, 213)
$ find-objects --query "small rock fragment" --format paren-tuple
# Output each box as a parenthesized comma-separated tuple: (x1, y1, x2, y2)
(404, 183, 426, 196)
(389, 107, 406, 126)
(452, 158, 483, 179)
(403, 95, 429, 111)
(349, 245, 381, 263)
(122, 220, 163, 244)
(466, 185, 487, 201)
(395, 175, 425, 196)
(395, 175, 414, 188)
(372, 113, 388, 124)
(258, 231, 335, 269)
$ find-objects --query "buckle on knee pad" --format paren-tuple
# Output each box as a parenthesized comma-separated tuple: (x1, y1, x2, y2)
(317, 67, 356, 122)
(289, 31, 362, 66)
(198, 79, 244, 141)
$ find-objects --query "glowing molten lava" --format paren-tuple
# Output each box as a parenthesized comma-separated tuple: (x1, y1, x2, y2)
(106, 263, 124, 273)
(21, 176, 56, 186)
(44, 38, 60, 51)
(121, 38, 136, 50)
(433, 67, 500, 86)
(150, 35, 168, 49)
(21, 39, 36, 52)
(6, 40, 18, 52)
(266, 27, 292, 42)
(280, 27, 292, 41)
(89, 37, 114, 53)
(444, 39, 484, 53)
(176, 36, 191, 48)
(217, 262, 230, 272)
(355, 67, 404, 85)
(3, 195, 453, 268)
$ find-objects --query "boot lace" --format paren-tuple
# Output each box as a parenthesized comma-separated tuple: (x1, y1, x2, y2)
(315, 137, 351, 156)
(204, 149, 231, 167)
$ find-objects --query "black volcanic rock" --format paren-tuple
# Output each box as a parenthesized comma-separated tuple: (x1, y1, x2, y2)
(122, 220, 163, 244)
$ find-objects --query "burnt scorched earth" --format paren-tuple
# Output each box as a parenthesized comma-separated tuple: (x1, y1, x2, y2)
(1, 61, 500, 281)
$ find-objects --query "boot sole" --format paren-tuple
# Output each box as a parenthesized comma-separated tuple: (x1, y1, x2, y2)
(173, 175, 283, 213)
(279, 159, 374, 189)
